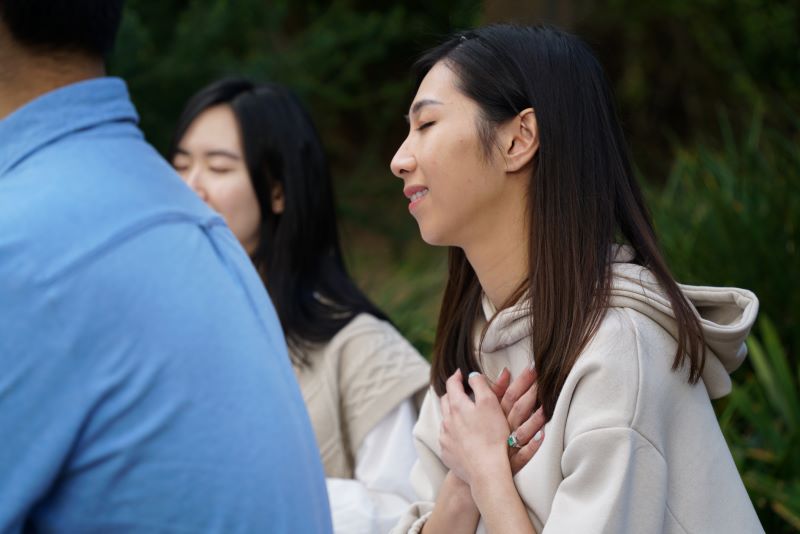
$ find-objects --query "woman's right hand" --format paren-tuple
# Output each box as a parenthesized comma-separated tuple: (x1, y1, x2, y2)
(492, 367, 546, 474)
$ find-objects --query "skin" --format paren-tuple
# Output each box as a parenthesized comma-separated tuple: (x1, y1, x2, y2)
(173, 104, 284, 255)
(391, 61, 542, 533)
(445, 371, 541, 534)
(0, 18, 104, 120)
(390, 62, 537, 309)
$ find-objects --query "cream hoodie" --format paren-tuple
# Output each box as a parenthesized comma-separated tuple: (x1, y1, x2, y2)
(394, 249, 763, 533)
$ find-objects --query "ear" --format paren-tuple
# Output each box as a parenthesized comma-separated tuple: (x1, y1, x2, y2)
(271, 181, 285, 214)
(501, 108, 538, 173)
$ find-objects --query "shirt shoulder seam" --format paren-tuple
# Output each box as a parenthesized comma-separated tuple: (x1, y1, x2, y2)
(40, 212, 225, 286)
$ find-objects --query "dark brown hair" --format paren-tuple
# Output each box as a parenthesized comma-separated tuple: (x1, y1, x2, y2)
(419, 25, 705, 419)
(169, 79, 389, 365)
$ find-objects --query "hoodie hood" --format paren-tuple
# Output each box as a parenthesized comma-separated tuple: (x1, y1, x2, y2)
(480, 246, 759, 399)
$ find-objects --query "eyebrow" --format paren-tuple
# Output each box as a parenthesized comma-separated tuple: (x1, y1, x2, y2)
(404, 99, 443, 123)
(174, 147, 241, 160)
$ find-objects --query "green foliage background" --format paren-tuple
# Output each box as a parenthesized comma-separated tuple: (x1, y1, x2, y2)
(110, 1, 799, 530)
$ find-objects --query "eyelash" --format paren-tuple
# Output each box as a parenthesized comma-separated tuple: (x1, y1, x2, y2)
(417, 121, 435, 131)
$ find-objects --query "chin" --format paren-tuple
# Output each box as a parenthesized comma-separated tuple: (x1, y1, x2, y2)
(417, 223, 451, 247)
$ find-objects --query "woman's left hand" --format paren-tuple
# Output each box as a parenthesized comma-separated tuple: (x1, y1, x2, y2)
(439, 369, 511, 485)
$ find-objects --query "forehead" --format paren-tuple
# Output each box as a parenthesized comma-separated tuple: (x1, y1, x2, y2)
(180, 104, 242, 152)
(411, 62, 464, 111)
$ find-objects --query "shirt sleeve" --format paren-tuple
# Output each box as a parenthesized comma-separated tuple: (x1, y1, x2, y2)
(543, 427, 668, 533)
(327, 400, 419, 534)
(390, 387, 447, 534)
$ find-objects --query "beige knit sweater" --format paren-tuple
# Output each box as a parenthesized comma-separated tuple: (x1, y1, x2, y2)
(394, 252, 763, 533)
(293, 313, 430, 479)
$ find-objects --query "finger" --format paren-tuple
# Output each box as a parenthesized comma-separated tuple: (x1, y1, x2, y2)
(445, 369, 468, 403)
(501, 367, 536, 415)
(500, 366, 536, 415)
(507, 381, 539, 430)
(510, 428, 544, 474)
(510, 407, 545, 446)
(467, 371, 496, 403)
(489, 367, 511, 399)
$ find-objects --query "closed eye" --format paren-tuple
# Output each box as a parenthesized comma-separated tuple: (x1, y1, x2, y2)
(417, 121, 435, 131)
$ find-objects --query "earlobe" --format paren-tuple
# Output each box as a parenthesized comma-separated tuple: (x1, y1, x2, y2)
(271, 182, 285, 214)
(505, 108, 539, 173)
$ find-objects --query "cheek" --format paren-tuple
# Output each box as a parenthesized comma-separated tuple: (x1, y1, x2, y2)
(430, 131, 473, 175)
(239, 195, 263, 231)
(209, 175, 260, 222)
(236, 183, 262, 234)
(417, 137, 449, 186)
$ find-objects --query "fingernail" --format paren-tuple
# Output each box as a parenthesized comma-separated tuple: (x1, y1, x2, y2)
(468, 371, 481, 379)
(533, 430, 543, 442)
(496, 367, 507, 380)
(528, 360, 536, 370)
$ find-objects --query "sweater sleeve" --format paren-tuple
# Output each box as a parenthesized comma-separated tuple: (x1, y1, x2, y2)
(543, 427, 669, 533)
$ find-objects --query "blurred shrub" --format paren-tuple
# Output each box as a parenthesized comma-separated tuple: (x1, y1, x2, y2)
(718, 317, 800, 532)
(578, 0, 799, 176)
(346, 237, 446, 358)
(648, 110, 800, 362)
(110, 0, 481, 161)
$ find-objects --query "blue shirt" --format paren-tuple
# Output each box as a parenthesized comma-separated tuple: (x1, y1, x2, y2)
(0, 78, 332, 533)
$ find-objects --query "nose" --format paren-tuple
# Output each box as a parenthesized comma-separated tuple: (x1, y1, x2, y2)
(184, 166, 209, 202)
(390, 137, 416, 179)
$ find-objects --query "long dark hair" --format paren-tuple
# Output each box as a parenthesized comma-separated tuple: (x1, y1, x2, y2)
(419, 25, 705, 419)
(169, 78, 389, 365)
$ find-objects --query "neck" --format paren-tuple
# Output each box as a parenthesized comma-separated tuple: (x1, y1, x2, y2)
(462, 177, 530, 310)
(0, 45, 105, 119)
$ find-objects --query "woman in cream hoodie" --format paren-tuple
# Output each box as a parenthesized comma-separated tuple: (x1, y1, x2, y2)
(389, 24, 763, 533)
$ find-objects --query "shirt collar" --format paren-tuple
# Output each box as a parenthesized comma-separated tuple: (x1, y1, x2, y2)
(0, 77, 138, 176)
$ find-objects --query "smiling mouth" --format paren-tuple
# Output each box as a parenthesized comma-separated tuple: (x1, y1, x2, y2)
(409, 188, 429, 202)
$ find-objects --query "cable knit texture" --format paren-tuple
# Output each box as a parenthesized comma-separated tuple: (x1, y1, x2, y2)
(294, 314, 430, 478)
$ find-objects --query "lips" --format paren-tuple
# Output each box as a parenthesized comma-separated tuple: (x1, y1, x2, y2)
(404, 185, 429, 213)
(403, 185, 429, 199)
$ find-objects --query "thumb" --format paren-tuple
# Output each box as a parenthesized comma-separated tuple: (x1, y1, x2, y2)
(467, 371, 495, 402)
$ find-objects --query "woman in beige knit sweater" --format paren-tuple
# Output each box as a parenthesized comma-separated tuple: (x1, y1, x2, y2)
(168, 79, 430, 533)
(389, 24, 763, 533)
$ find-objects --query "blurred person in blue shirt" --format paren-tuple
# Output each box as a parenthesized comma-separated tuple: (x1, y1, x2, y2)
(0, 1, 331, 532)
